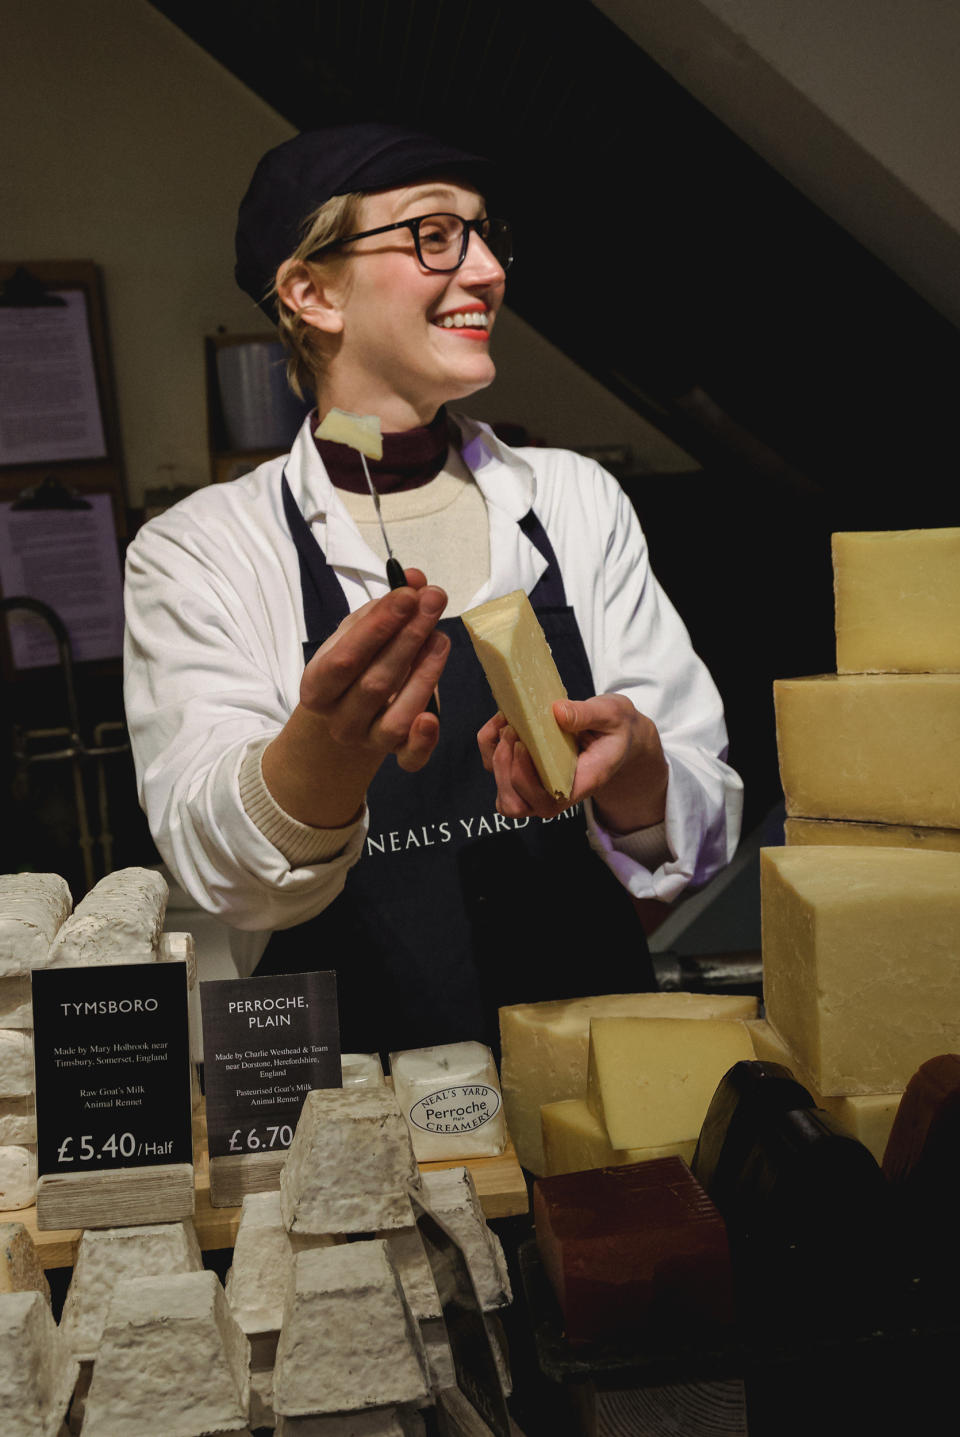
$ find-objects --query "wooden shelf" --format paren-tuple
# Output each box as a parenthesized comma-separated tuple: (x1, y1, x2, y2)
(2, 1101, 528, 1268)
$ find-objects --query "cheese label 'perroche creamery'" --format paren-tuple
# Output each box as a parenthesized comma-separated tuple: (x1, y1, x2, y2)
(462, 589, 578, 800)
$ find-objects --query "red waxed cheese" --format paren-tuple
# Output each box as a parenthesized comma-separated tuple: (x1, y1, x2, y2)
(533, 1157, 733, 1345)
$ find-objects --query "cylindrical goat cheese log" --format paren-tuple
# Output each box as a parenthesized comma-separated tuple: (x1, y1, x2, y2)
(0, 873, 73, 977)
(45, 866, 168, 968)
(0, 1030, 34, 1099)
(0, 1146, 38, 1211)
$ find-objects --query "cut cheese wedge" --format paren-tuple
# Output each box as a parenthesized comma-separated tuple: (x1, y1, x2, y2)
(462, 589, 577, 800)
(586, 1015, 755, 1150)
(833, 527, 960, 674)
(314, 407, 383, 460)
(540, 1097, 696, 1177)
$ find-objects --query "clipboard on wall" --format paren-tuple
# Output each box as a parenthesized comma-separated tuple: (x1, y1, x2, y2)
(0, 262, 127, 675)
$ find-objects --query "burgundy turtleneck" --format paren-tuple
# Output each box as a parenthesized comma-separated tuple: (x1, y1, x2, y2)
(313, 406, 449, 494)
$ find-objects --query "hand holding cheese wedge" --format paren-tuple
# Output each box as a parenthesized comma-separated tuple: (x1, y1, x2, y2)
(464, 589, 669, 829)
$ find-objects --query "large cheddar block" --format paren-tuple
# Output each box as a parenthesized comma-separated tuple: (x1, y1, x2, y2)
(774, 673, 960, 828)
(746, 1021, 901, 1165)
(761, 846, 960, 1096)
(500, 991, 759, 1175)
(540, 1097, 696, 1177)
(462, 589, 577, 800)
(833, 528, 960, 674)
(585, 1016, 755, 1150)
(784, 816, 960, 852)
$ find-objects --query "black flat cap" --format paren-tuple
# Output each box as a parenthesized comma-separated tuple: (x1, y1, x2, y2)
(235, 122, 495, 317)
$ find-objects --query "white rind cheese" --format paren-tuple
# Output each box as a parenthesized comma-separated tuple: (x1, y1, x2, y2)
(0, 1097, 37, 1147)
(159, 931, 197, 988)
(341, 1052, 385, 1088)
(82, 1271, 251, 1437)
(377, 1215, 441, 1322)
(0, 873, 72, 978)
(419, 1168, 511, 1311)
(46, 867, 168, 968)
(0, 1222, 50, 1303)
(0, 975, 33, 1030)
(0, 1145, 37, 1211)
(225, 1190, 340, 1336)
(60, 1220, 204, 1361)
(390, 1041, 505, 1161)
(275, 1406, 426, 1434)
(0, 1290, 79, 1436)
(281, 1089, 420, 1236)
(273, 1242, 429, 1418)
(0, 1030, 34, 1098)
(462, 589, 578, 800)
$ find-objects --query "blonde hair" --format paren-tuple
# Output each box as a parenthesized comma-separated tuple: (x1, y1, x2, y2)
(269, 191, 365, 400)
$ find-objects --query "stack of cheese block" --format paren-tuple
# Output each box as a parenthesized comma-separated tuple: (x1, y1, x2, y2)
(762, 527, 960, 1161)
(499, 992, 759, 1177)
(0, 872, 73, 1212)
(219, 1083, 512, 1432)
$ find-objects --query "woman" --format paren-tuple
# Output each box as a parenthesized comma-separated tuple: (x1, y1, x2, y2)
(124, 123, 742, 1055)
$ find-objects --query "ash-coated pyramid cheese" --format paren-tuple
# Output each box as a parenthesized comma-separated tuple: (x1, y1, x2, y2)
(0, 1290, 79, 1436)
(273, 1242, 428, 1418)
(82, 1271, 250, 1436)
(419, 1167, 511, 1311)
(281, 1087, 419, 1235)
(60, 1220, 204, 1360)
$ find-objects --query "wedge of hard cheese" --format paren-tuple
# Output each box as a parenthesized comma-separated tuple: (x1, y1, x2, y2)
(833, 527, 960, 674)
(762, 845, 960, 1095)
(462, 589, 577, 801)
(586, 1015, 755, 1150)
(541, 1096, 696, 1177)
(314, 407, 383, 460)
(500, 990, 758, 1175)
(784, 816, 960, 852)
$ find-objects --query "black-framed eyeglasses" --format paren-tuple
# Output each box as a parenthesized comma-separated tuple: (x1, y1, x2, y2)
(307, 212, 513, 274)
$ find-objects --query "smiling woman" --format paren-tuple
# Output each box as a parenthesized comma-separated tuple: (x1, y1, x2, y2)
(123, 122, 742, 1057)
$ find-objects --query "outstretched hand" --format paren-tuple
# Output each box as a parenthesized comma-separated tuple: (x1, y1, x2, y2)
(262, 569, 450, 828)
(477, 693, 668, 831)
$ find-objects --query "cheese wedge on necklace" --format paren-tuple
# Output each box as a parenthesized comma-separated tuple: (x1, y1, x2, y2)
(314, 407, 383, 460)
(462, 588, 578, 801)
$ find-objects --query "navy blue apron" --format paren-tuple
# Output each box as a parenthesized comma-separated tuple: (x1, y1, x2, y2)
(257, 470, 654, 1058)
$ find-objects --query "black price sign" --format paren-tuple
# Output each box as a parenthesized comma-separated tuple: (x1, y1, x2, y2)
(32, 962, 192, 1177)
(200, 970, 340, 1160)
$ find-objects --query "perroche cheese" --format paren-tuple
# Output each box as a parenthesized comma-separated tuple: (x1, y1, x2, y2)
(586, 1016, 755, 1150)
(46, 866, 168, 967)
(747, 1018, 902, 1164)
(833, 528, 960, 674)
(462, 589, 577, 800)
(762, 845, 960, 1095)
(0, 872, 72, 977)
(500, 991, 758, 1175)
(774, 673, 960, 828)
(541, 1097, 696, 1177)
(390, 1040, 505, 1161)
(341, 1052, 384, 1088)
(314, 407, 383, 460)
(785, 816, 960, 852)
(82, 1271, 250, 1436)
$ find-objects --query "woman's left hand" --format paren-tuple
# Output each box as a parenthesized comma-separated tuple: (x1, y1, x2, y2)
(477, 694, 669, 831)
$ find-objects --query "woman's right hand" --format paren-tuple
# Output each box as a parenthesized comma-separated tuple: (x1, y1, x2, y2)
(262, 570, 449, 827)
